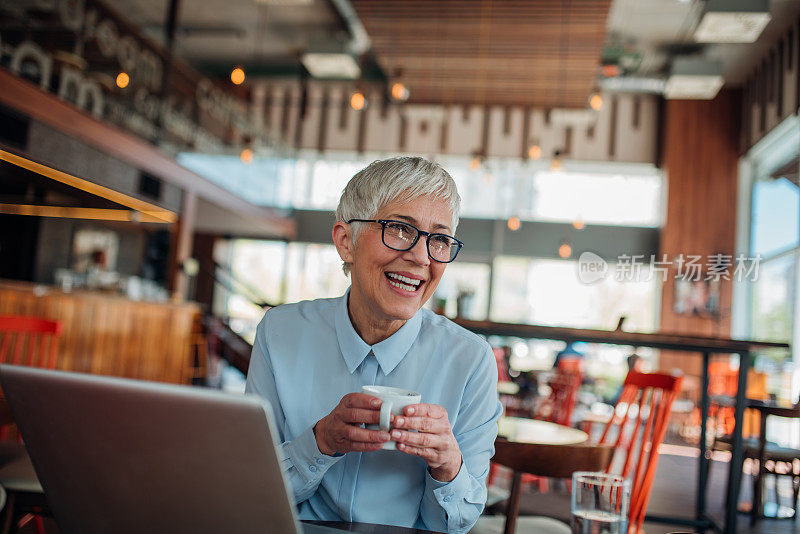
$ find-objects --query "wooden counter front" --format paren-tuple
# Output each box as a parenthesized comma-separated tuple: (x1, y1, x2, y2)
(0, 281, 199, 384)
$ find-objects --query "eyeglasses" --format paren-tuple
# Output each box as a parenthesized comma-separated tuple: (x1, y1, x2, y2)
(347, 219, 463, 263)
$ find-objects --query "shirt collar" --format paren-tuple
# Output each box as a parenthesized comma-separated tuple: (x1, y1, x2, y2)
(334, 289, 423, 376)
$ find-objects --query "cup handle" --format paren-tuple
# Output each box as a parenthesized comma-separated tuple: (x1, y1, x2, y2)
(379, 401, 392, 432)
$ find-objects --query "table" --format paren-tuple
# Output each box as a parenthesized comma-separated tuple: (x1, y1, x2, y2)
(455, 317, 790, 534)
(744, 400, 800, 523)
(497, 416, 588, 445)
(302, 521, 440, 533)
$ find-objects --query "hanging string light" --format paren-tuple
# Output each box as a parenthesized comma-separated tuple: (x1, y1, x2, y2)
(230, 67, 246, 85)
(116, 72, 130, 88)
(391, 82, 409, 101)
(350, 91, 367, 111)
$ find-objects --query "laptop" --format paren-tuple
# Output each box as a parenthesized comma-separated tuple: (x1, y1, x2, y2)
(0, 364, 347, 534)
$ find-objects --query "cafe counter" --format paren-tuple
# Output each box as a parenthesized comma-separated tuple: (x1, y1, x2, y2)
(0, 280, 200, 384)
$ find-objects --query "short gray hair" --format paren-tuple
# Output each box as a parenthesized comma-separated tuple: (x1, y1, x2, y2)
(335, 156, 461, 275)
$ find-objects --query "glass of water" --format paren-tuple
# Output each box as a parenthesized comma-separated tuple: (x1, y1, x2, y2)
(571, 472, 630, 534)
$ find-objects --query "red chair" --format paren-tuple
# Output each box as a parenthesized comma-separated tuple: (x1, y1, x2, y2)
(0, 315, 61, 534)
(595, 370, 683, 534)
(0, 316, 62, 370)
(536, 368, 583, 427)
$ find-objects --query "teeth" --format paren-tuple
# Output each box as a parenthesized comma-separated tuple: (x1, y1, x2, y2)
(386, 272, 421, 286)
(388, 280, 417, 292)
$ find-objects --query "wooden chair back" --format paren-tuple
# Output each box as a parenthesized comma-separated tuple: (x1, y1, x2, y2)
(492, 440, 614, 534)
(0, 315, 62, 441)
(0, 315, 62, 369)
(556, 356, 585, 375)
(597, 370, 683, 533)
(536, 369, 582, 427)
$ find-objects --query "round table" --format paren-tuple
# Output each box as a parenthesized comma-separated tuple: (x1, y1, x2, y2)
(497, 416, 588, 445)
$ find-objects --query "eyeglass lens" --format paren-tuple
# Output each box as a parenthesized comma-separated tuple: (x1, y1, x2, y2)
(382, 221, 459, 262)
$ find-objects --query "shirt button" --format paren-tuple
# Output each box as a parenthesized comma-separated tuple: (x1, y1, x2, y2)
(308, 465, 318, 472)
(316, 458, 325, 465)
(443, 496, 452, 503)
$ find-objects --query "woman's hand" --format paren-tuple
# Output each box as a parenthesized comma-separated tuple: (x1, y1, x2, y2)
(391, 404, 462, 482)
(314, 393, 391, 455)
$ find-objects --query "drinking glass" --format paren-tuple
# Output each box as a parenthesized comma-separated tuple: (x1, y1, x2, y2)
(571, 472, 630, 534)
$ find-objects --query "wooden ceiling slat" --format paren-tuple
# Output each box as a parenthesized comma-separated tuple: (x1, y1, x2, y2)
(352, 0, 612, 108)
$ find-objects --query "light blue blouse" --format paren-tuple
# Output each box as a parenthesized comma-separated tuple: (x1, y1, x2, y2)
(245, 291, 502, 533)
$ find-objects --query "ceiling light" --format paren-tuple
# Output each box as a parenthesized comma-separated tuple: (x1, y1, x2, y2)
(231, 67, 245, 85)
(301, 53, 361, 80)
(551, 150, 563, 171)
(601, 64, 620, 78)
(391, 82, 409, 101)
(558, 241, 572, 259)
(528, 145, 542, 160)
(507, 217, 521, 231)
(115, 72, 129, 89)
(599, 76, 665, 94)
(664, 57, 724, 100)
(469, 154, 483, 171)
(350, 91, 366, 111)
(694, 0, 771, 43)
(573, 218, 585, 230)
(240, 148, 254, 163)
(589, 93, 603, 111)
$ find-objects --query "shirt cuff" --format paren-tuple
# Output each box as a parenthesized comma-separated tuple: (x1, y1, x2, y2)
(427, 459, 470, 504)
(284, 425, 343, 484)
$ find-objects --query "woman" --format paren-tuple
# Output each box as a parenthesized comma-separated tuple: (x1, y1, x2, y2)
(246, 156, 501, 533)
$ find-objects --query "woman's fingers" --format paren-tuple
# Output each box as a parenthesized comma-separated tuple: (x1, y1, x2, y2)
(391, 428, 440, 448)
(340, 407, 381, 424)
(392, 415, 447, 433)
(345, 424, 390, 444)
(397, 442, 437, 461)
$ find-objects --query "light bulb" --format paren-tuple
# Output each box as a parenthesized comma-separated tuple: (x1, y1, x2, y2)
(231, 67, 245, 85)
(350, 91, 366, 111)
(116, 72, 130, 88)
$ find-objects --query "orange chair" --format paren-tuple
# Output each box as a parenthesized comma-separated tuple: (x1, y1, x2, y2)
(595, 370, 683, 534)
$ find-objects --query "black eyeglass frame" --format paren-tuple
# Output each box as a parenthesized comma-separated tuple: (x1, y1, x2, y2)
(347, 219, 464, 263)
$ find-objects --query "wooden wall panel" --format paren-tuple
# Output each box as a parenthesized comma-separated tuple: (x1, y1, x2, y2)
(487, 107, 525, 158)
(658, 91, 741, 375)
(0, 281, 199, 384)
(741, 14, 800, 150)
(362, 92, 402, 153)
(253, 80, 660, 164)
(325, 86, 361, 152)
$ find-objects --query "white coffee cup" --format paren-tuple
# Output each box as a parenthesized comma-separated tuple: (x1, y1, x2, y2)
(361, 385, 422, 450)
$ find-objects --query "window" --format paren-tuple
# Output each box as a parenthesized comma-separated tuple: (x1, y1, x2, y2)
(490, 257, 658, 332)
(751, 177, 799, 258)
(284, 243, 350, 303)
(431, 261, 491, 319)
(221, 239, 287, 343)
(751, 252, 796, 345)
